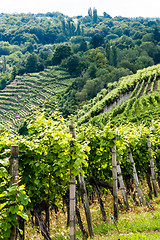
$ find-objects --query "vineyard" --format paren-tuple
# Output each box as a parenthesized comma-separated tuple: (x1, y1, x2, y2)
(0, 62, 160, 239)
(75, 64, 160, 126)
(1, 9, 160, 240)
(0, 66, 74, 128)
(0, 64, 159, 130)
(0, 109, 159, 239)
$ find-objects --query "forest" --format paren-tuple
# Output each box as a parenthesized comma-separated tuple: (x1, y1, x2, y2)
(0, 8, 160, 240)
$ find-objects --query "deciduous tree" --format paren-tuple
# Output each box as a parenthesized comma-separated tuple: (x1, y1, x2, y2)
(52, 45, 72, 65)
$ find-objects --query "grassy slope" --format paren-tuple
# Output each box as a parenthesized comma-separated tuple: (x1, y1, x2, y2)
(0, 66, 74, 128)
(25, 192, 160, 239)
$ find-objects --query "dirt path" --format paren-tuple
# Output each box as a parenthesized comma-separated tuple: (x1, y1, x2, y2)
(103, 91, 131, 113)
(153, 79, 159, 91)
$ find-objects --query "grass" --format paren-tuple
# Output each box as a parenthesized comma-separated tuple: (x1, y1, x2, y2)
(97, 232, 160, 240)
(24, 191, 160, 240)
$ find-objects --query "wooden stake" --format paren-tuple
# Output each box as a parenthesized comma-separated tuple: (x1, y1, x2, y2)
(117, 159, 129, 209)
(112, 137, 118, 220)
(69, 124, 94, 238)
(69, 176, 76, 240)
(146, 134, 158, 197)
(10, 145, 19, 185)
(94, 181, 107, 222)
(127, 141, 144, 205)
(10, 145, 19, 240)
(69, 124, 76, 240)
(78, 173, 94, 238)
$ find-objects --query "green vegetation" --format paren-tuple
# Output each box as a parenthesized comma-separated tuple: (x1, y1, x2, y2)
(0, 110, 88, 239)
(0, 110, 160, 239)
(74, 64, 160, 126)
(81, 202, 160, 240)
(24, 195, 160, 239)
(0, 11, 160, 118)
(0, 66, 74, 128)
(0, 9, 160, 240)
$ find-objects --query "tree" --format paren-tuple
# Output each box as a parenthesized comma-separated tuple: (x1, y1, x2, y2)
(0, 78, 6, 90)
(2, 56, 6, 73)
(135, 55, 154, 69)
(142, 33, 154, 42)
(83, 78, 103, 100)
(83, 48, 107, 68)
(67, 55, 80, 76)
(93, 8, 98, 24)
(109, 67, 132, 82)
(52, 45, 72, 65)
(110, 46, 117, 67)
(76, 22, 81, 36)
(37, 61, 44, 72)
(81, 26, 84, 36)
(118, 60, 136, 73)
(140, 42, 157, 60)
(0, 72, 8, 90)
(26, 53, 38, 73)
(71, 22, 76, 36)
(103, 12, 112, 19)
(79, 39, 87, 52)
(76, 88, 88, 102)
(153, 27, 160, 43)
(61, 19, 66, 36)
(11, 66, 17, 80)
(88, 63, 97, 79)
(105, 42, 111, 64)
(90, 34, 104, 48)
(88, 7, 92, 18)
(67, 18, 71, 37)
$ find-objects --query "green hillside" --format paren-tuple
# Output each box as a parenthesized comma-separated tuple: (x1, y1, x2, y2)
(0, 12, 160, 129)
(0, 12, 160, 240)
(0, 66, 74, 128)
(74, 64, 160, 126)
(0, 64, 159, 129)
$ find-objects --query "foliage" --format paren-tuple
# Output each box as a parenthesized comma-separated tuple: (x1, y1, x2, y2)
(0, 66, 74, 128)
(0, 12, 160, 239)
(0, 107, 160, 239)
(76, 64, 160, 125)
(66, 54, 82, 77)
(1, 12, 160, 120)
(18, 111, 88, 206)
(0, 134, 29, 239)
(90, 34, 104, 48)
(52, 44, 72, 65)
(0, 110, 89, 238)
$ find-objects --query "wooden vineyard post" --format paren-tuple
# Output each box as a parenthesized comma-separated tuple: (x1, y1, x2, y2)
(127, 140, 144, 205)
(69, 125, 76, 240)
(69, 124, 94, 239)
(94, 181, 107, 222)
(146, 134, 158, 197)
(78, 173, 94, 238)
(69, 176, 76, 240)
(112, 136, 118, 220)
(116, 160, 129, 209)
(10, 145, 19, 240)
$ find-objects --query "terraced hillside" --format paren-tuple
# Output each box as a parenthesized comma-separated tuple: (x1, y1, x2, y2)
(0, 66, 74, 128)
(1, 64, 160, 129)
(75, 64, 160, 126)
